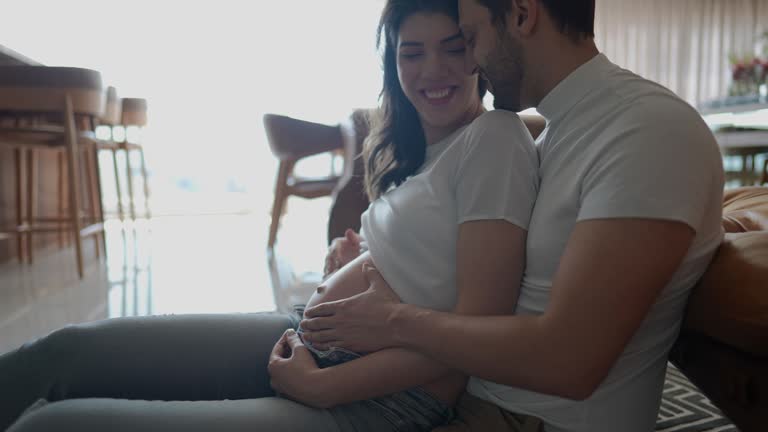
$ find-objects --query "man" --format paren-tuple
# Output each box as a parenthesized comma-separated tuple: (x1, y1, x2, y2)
(300, 1, 725, 431)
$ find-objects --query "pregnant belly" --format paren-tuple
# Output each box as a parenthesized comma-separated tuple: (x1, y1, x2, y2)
(305, 252, 373, 312)
(302, 251, 466, 406)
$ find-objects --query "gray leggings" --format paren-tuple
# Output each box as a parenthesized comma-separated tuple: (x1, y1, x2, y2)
(0, 313, 450, 432)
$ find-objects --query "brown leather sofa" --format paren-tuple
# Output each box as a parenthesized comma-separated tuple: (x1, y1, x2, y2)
(669, 187, 768, 432)
(326, 110, 768, 431)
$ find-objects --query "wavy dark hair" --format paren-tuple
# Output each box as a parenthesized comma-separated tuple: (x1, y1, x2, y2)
(364, 0, 487, 200)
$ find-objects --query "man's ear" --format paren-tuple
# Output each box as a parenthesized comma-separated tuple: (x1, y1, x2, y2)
(509, 0, 538, 36)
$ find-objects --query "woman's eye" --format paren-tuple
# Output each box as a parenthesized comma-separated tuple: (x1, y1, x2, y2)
(399, 52, 423, 59)
(447, 47, 466, 55)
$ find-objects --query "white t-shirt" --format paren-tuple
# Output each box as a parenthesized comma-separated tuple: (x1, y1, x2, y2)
(467, 54, 725, 432)
(360, 110, 538, 312)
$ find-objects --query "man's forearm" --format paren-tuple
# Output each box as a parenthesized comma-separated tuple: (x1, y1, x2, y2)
(316, 347, 458, 407)
(388, 305, 592, 400)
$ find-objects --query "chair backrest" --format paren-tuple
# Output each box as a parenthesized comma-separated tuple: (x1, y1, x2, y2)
(121, 98, 148, 127)
(0, 66, 104, 116)
(263, 113, 344, 161)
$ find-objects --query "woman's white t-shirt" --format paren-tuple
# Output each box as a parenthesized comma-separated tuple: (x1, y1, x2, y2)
(360, 110, 539, 311)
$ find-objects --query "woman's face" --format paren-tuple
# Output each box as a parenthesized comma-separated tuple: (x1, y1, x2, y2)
(396, 12, 481, 133)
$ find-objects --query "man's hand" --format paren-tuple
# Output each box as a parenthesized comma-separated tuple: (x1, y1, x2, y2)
(268, 329, 331, 408)
(324, 229, 363, 278)
(302, 263, 402, 352)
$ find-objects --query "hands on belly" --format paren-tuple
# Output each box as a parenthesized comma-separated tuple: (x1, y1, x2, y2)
(301, 262, 403, 353)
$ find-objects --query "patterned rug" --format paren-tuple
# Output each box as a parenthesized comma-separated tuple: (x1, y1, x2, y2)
(656, 365, 739, 431)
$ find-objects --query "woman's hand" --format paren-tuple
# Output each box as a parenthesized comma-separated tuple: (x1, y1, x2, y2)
(301, 263, 403, 353)
(268, 329, 333, 409)
(324, 229, 363, 278)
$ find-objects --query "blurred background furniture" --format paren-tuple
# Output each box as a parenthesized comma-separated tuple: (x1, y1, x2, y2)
(700, 103, 768, 187)
(95, 86, 125, 220)
(671, 186, 768, 432)
(263, 113, 346, 251)
(263, 111, 366, 312)
(118, 97, 151, 220)
(0, 66, 106, 278)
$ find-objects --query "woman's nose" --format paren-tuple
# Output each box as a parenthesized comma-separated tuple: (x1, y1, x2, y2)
(422, 52, 449, 79)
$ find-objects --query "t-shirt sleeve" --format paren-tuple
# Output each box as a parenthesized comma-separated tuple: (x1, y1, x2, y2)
(578, 99, 723, 231)
(455, 110, 539, 229)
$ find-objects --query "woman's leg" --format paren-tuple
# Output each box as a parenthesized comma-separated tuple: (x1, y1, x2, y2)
(7, 397, 342, 432)
(0, 312, 295, 430)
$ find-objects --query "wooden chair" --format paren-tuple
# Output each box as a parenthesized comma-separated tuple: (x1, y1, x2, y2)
(263, 113, 349, 251)
(327, 108, 375, 244)
(118, 97, 151, 220)
(93, 86, 128, 220)
(0, 66, 106, 278)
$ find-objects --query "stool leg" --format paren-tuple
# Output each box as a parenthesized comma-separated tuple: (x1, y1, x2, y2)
(111, 130, 125, 221)
(138, 146, 151, 219)
(82, 144, 100, 259)
(92, 143, 107, 258)
(14, 148, 25, 264)
(57, 151, 67, 248)
(124, 145, 137, 220)
(64, 95, 85, 279)
(26, 148, 37, 264)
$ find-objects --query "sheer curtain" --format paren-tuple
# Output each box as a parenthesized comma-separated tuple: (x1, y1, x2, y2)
(595, 0, 768, 106)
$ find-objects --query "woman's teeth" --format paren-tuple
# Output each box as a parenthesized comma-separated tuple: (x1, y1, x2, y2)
(425, 88, 452, 99)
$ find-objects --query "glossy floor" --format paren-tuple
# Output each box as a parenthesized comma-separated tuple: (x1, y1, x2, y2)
(0, 201, 330, 355)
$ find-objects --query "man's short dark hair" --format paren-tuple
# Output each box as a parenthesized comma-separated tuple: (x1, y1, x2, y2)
(475, 0, 595, 40)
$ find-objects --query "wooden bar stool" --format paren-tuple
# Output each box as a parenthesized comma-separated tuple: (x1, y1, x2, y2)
(118, 98, 150, 220)
(262, 113, 348, 252)
(0, 66, 106, 278)
(94, 86, 126, 220)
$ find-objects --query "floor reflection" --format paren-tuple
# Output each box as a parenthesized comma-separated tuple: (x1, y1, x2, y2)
(1, 192, 332, 355)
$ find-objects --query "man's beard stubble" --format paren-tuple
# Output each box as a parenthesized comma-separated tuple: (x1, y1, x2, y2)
(483, 29, 526, 112)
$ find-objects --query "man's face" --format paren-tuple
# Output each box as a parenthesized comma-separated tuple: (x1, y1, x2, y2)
(458, 0, 526, 111)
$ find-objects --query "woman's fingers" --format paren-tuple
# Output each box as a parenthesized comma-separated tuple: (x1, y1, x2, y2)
(344, 229, 360, 245)
(284, 329, 307, 352)
(268, 331, 290, 366)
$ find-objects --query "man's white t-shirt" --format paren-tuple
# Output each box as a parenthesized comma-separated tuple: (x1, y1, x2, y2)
(361, 111, 538, 311)
(467, 54, 725, 432)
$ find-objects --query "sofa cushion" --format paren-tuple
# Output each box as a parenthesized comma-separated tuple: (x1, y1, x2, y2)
(721, 187, 768, 233)
(683, 187, 768, 358)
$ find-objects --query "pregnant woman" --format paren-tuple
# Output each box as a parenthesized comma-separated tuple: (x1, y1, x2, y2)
(0, 1, 538, 431)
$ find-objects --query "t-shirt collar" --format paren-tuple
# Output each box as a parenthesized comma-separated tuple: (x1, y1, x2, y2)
(537, 53, 610, 122)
